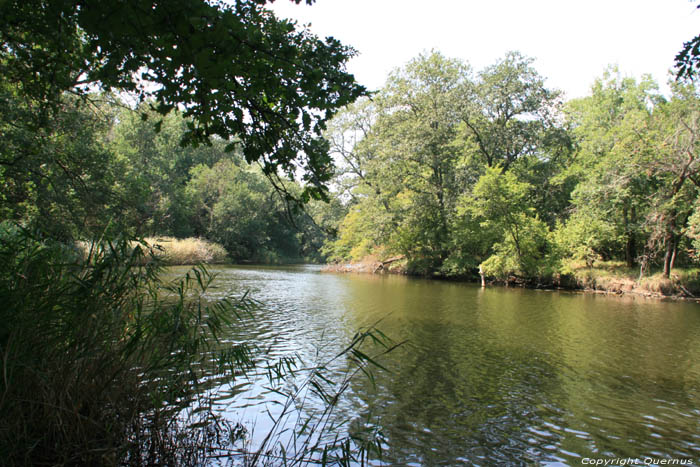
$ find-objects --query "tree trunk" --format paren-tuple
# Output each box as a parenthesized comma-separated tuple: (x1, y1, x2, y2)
(663, 233, 676, 278)
(663, 216, 677, 279)
(670, 243, 678, 271)
(638, 255, 648, 281)
(626, 235, 637, 268)
(624, 206, 637, 268)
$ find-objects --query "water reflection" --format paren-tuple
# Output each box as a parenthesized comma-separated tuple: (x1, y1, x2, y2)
(170, 265, 700, 465)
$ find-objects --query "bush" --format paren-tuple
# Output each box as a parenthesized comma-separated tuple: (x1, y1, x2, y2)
(480, 215, 558, 281)
(553, 214, 618, 267)
(77, 236, 229, 265)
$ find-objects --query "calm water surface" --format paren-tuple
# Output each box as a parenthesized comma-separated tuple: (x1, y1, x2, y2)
(171, 264, 700, 465)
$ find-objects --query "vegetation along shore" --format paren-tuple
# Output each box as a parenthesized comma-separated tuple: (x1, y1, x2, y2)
(325, 256, 700, 300)
(319, 51, 700, 300)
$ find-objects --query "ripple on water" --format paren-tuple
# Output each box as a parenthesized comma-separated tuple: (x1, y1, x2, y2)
(174, 265, 700, 465)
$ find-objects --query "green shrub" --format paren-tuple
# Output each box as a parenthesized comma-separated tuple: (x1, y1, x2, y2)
(553, 214, 618, 267)
(480, 215, 558, 281)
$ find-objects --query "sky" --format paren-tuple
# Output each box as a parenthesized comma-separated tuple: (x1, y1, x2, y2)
(270, 0, 699, 99)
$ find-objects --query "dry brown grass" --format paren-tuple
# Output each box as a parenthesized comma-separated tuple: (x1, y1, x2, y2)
(638, 274, 676, 295)
(144, 237, 228, 265)
(77, 237, 228, 265)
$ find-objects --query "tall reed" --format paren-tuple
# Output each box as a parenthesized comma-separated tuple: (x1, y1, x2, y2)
(0, 226, 250, 464)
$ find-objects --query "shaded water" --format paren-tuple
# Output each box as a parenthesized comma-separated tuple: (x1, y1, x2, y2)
(172, 264, 700, 465)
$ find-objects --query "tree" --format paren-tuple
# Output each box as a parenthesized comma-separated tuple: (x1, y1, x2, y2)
(325, 97, 381, 202)
(324, 52, 474, 272)
(373, 51, 471, 270)
(0, 87, 118, 239)
(459, 51, 564, 173)
(187, 159, 280, 260)
(110, 105, 227, 237)
(645, 80, 700, 277)
(467, 167, 553, 279)
(324, 51, 570, 277)
(1, 0, 365, 201)
(559, 69, 700, 277)
(561, 69, 661, 268)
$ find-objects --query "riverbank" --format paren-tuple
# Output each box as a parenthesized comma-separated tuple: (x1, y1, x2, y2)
(323, 257, 700, 301)
(79, 236, 323, 267)
(134, 238, 319, 266)
(147, 237, 229, 264)
(557, 260, 700, 300)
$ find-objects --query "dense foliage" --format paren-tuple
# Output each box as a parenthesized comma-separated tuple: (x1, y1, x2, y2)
(1, 0, 365, 201)
(324, 52, 700, 283)
(1, 0, 360, 263)
(1, 0, 363, 261)
(0, 94, 336, 261)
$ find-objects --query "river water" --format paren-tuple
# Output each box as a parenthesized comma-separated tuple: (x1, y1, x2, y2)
(172, 264, 700, 466)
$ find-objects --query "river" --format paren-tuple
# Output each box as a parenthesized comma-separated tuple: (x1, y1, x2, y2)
(170, 264, 700, 465)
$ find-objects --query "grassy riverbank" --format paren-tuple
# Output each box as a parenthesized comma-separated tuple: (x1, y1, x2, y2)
(126, 237, 315, 266)
(323, 254, 408, 274)
(80, 236, 321, 268)
(560, 260, 700, 298)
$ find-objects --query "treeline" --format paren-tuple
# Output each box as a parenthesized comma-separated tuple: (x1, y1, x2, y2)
(322, 51, 700, 282)
(5, 50, 699, 280)
(1, 93, 338, 263)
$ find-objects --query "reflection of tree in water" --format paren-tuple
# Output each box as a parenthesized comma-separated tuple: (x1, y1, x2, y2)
(340, 283, 700, 465)
(176, 268, 700, 464)
(345, 316, 565, 465)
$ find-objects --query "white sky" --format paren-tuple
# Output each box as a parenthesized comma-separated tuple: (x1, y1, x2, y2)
(270, 0, 699, 99)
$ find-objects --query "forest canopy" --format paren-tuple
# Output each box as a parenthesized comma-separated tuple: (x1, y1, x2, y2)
(0, 0, 361, 261)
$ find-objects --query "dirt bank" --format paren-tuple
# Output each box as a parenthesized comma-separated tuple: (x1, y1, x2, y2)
(322, 254, 408, 275)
